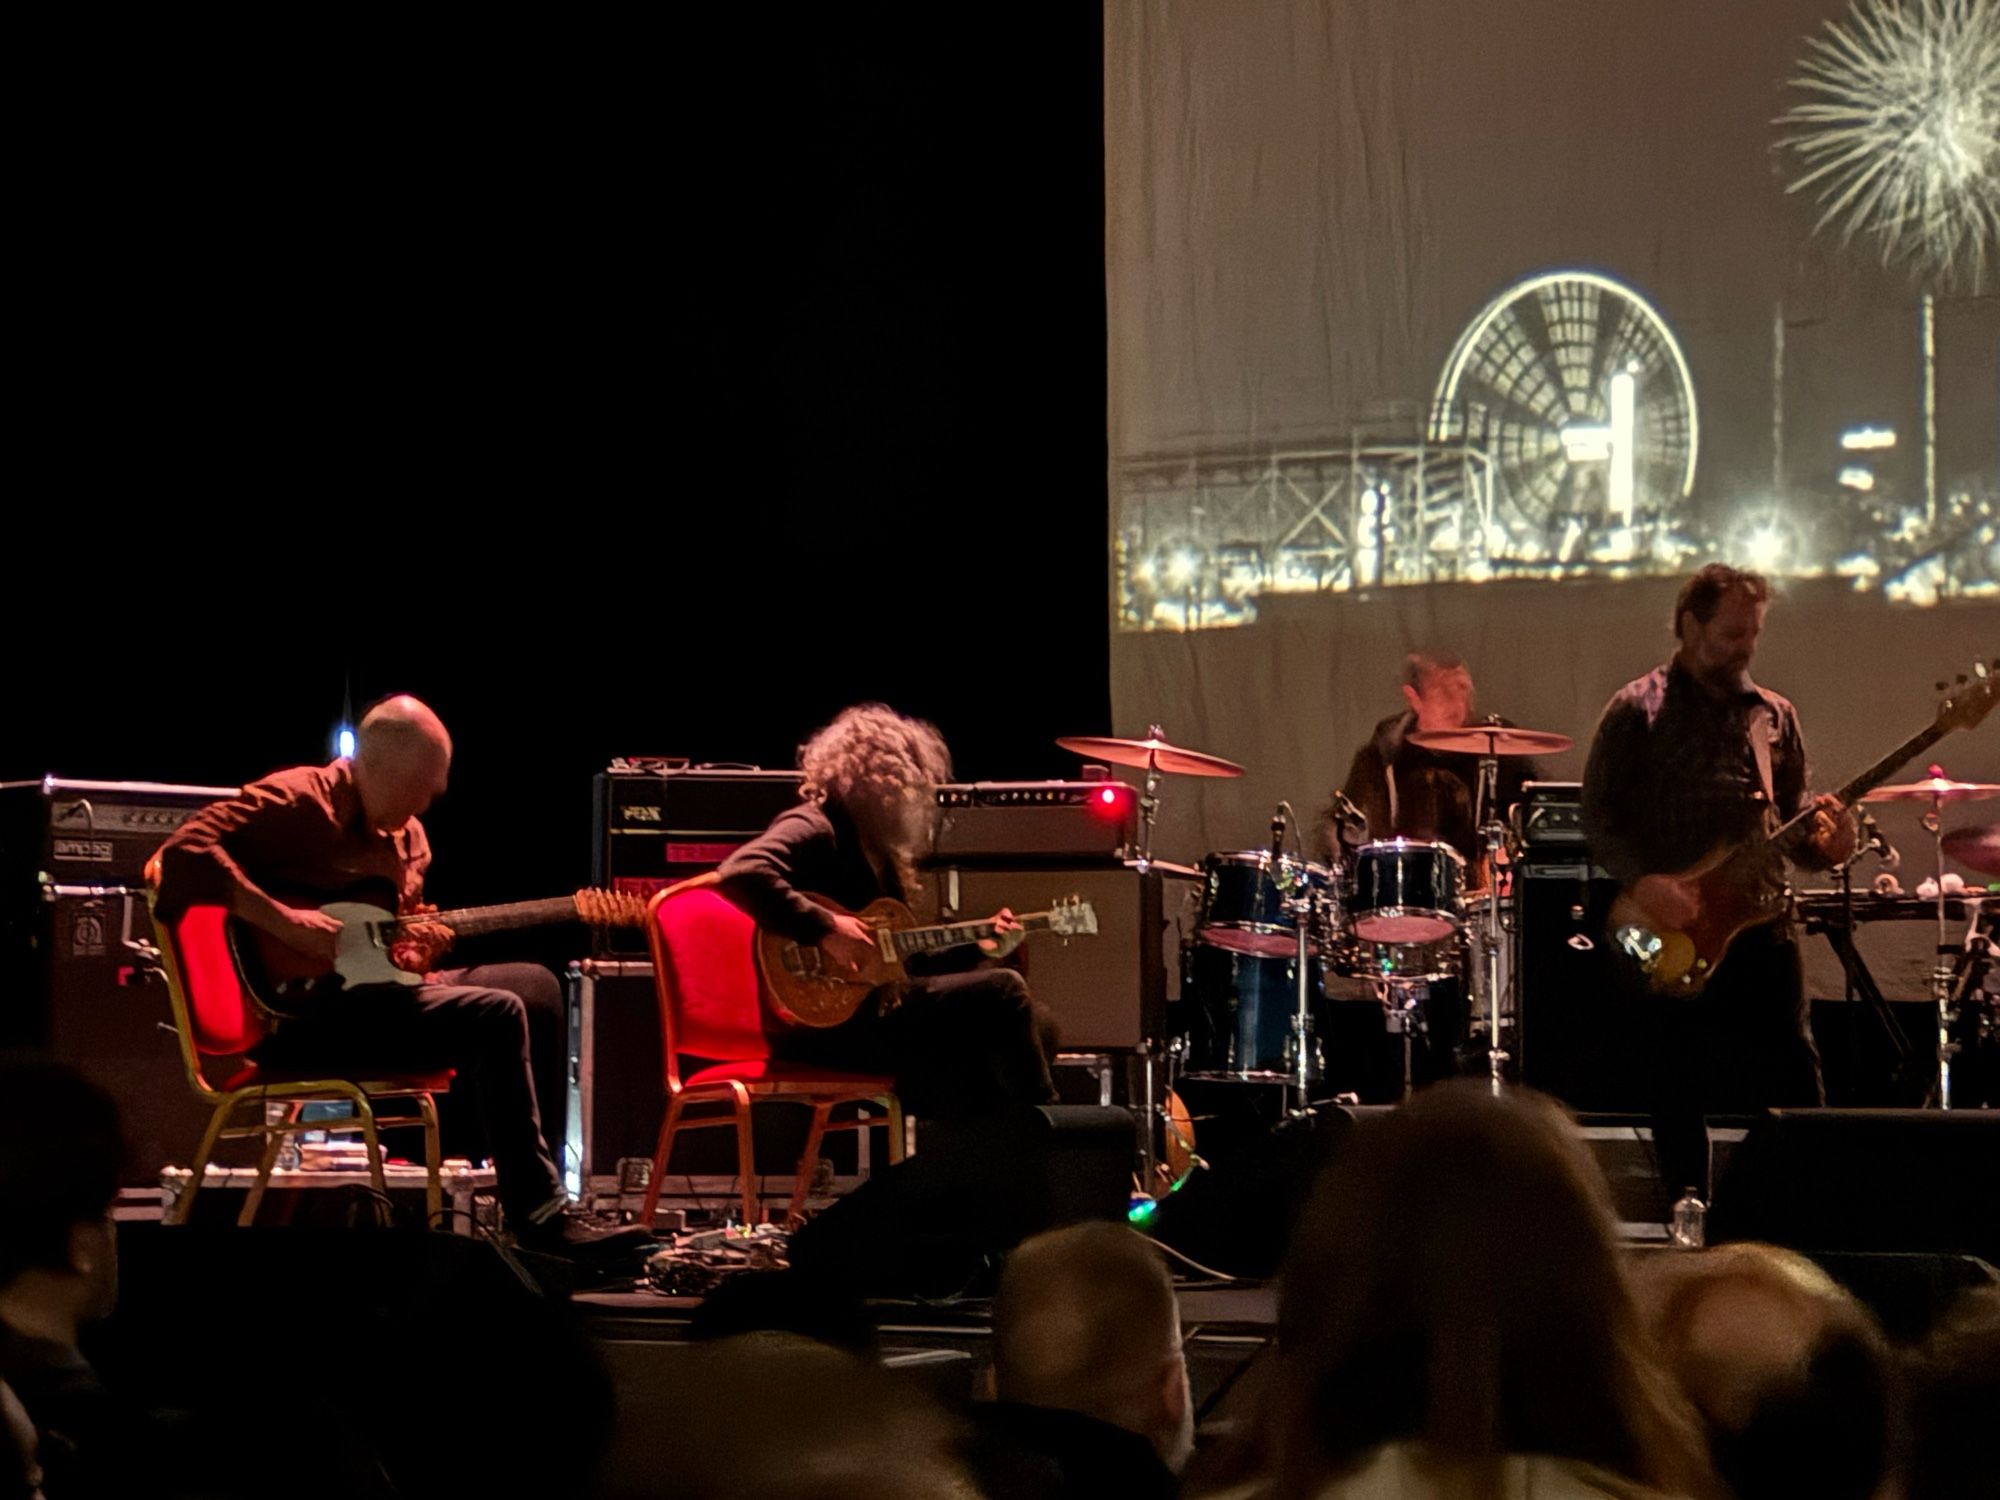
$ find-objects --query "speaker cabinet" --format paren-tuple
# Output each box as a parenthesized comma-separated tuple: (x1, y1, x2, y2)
(1, 888, 218, 1185)
(1713, 1108, 2000, 1262)
(1515, 863, 1642, 1111)
(924, 860, 1200, 1050)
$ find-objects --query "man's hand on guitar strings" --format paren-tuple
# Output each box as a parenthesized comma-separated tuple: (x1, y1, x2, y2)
(392, 903, 457, 975)
(1808, 794, 1859, 866)
(277, 905, 344, 962)
(979, 908, 1025, 958)
(819, 913, 877, 975)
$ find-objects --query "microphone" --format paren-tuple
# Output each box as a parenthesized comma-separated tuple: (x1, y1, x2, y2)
(1860, 813, 1901, 870)
(1271, 806, 1288, 865)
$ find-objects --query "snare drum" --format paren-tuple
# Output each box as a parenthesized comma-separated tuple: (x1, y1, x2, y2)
(1196, 850, 1332, 958)
(1347, 839, 1464, 945)
(1328, 931, 1463, 984)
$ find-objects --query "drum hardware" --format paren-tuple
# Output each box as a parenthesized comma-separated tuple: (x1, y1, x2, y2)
(1412, 719, 1574, 1095)
(1863, 766, 2000, 1109)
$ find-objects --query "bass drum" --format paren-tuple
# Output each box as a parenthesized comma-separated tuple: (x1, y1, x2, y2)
(1179, 942, 1324, 1082)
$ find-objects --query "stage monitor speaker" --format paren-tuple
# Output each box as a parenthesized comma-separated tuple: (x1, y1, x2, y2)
(1145, 1102, 1394, 1279)
(1514, 862, 1644, 1111)
(925, 860, 1200, 1050)
(788, 1104, 1134, 1298)
(1712, 1108, 2000, 1263)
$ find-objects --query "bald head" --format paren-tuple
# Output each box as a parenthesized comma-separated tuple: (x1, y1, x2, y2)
(352, 695, 451, 832)
(992, 1223, 1192, 1470)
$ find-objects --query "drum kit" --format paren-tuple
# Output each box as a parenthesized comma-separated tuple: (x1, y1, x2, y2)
(1057, 720, 1577, 1183)
(1858, 768, 2000, 1110)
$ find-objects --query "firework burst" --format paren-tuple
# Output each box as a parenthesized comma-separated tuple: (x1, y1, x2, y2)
(1780, 0, 2000, 289)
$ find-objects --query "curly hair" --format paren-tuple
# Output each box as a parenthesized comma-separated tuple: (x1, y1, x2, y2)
(798, 703, 953, 806)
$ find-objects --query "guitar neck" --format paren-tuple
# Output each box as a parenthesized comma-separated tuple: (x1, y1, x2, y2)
(405, 897, 580, 939)
(1772, 720, 1949, 849)
(880, 911, 1058, 963)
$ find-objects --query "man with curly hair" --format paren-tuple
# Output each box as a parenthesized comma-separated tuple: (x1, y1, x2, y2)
(718, 704, 1059, 1119)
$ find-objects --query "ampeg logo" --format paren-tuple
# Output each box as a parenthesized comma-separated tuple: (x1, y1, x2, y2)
(69, 907, 108, 959)
(53, 838, 114, 862)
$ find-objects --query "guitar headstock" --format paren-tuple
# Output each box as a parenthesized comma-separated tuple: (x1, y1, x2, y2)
(1934, 659, 1999, 734)
(574, 887, 650, 928)
(1049, 896, 1098, 937)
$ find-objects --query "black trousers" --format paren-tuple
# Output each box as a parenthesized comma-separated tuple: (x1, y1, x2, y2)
(252, 962, 566, 1223)
(772, 968, 1059, 1121)
(1643, 923, 1824, 1203)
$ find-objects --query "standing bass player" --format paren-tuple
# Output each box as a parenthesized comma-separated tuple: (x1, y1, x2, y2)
(1581, 564, 1856, 1206)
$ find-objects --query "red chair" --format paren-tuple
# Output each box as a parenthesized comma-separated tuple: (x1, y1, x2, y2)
(143, 856, 451, 1228)
(640, 873, 903, 1228)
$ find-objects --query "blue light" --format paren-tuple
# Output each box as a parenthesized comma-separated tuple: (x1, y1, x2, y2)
(335, 725, 356, 759)
(1127, 1196, 1159, 1225)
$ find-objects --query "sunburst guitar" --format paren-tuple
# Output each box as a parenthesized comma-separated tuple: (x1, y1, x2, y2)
(757, 892, 1099, 1028)
(1609, 658, 1997, 995)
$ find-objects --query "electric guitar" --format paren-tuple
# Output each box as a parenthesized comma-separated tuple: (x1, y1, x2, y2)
(231, 880, 647, 1018)
(1609, 659, 1997, 995)
(757, 892, 1099, 1028)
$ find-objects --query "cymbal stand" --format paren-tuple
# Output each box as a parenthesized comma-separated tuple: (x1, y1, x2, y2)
(1134, 724, 1166, 869)
(1471, 733, 1511, 1096)
(1921, 789, 1960, 1110)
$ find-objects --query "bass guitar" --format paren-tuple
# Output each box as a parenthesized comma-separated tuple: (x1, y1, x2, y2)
(1609, 659, 1996, 995)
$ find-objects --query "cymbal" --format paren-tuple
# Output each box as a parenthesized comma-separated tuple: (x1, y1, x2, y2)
(1056, 734, 1244, 778)
(1862, 776, 2000, 804)
(1408, 725, 1575, 758)
(1943, 825, 2000, 878)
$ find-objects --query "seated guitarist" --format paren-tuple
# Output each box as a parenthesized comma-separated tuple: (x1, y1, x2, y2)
(717, 703, 1060, 1119)
(153, 695, 647, 1257)
(1582, 564, 1855, 1206)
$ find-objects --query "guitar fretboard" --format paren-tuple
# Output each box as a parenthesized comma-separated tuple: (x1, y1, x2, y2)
(399, 897, 580, 938)
(881, 912, 1058, 963)
(1771, 721, 1950, 851)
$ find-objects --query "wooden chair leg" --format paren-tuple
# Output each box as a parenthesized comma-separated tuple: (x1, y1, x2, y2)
(173, 1095, 240, 1226)
(640, 1093, 687, 1227)
(732, 1088, 758, 1227)
(787, 1101, 834, 1226)
(420, 1094, 443, 1231)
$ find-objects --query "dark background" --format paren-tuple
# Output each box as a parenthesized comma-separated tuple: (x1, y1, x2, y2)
(8, 12, 1112, 907)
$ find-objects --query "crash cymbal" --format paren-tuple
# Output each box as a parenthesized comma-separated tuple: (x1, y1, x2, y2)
(1943, 824, 2000, 878)
(1056, 733, 1244, 778)
(1861, 776, 2000, 804)
(1408, 725, 1575, 757)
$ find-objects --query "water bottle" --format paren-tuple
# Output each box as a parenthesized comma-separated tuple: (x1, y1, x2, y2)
(1669, 1188, 1707, 1250)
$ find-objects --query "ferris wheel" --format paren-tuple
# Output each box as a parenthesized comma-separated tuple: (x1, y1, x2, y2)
(1431, 270, 1699, 548)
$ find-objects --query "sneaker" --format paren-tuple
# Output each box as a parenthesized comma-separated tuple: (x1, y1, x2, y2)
(515, 1206, 655, 1260)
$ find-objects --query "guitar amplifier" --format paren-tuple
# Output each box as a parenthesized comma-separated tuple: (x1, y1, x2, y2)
(1515, 781, 1587, 849)
(0, 776, 237, 887)
(591, 763, 803, 955)
(933, 781, 1138, 861)
(923, 860, 1200, 1050)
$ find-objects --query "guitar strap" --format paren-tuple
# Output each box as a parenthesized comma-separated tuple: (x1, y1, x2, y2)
(1749, 704, 1778, 810)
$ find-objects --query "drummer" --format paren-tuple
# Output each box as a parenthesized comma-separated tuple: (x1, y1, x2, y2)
(1318, 650, 1542, 875)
